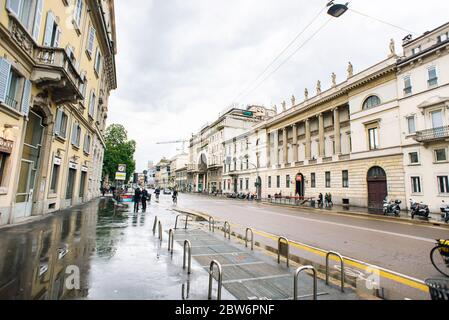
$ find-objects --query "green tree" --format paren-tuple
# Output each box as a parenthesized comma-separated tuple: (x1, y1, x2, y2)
(103, 124, 136, 183)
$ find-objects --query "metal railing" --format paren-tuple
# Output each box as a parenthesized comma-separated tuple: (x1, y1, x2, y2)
(182, 282, 190, 300)
(415, 125, 449, 143)
(326, 251, 345, 292)
(174, 214, 190, 230)
(209, 217, 215, 232)
(183, 240, 192, 274)
(278, 237, 290, 267)
(158, 221, 163, 243)
(4, 95, 18, 110)
(245, 228, 254, 251)
(223, 221, 231, 240)
(168, 229, 175, 255)
(152, 216, 158, 235)
(208, 260, 223, 300)
(294, 266, 317, 300)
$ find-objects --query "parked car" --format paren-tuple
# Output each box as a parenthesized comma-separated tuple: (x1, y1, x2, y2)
(163, 189, 172, 195)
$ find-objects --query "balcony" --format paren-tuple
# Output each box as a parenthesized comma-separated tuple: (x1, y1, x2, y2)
(31, 47, 83, 103)
(414, 126, 449, 143)
(4, 95, 18, 110)
(208, 162, 222, 169)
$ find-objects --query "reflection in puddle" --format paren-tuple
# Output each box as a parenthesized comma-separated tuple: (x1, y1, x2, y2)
(0, 198, 124, 300)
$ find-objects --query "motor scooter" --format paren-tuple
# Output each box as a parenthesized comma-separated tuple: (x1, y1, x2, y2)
(410, 199, 430, 219)
(383, 198, 401, 216)
(440, 200, 449, 223)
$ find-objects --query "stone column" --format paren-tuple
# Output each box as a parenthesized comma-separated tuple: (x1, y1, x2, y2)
(292, 124, 298, 163)
(305, 119, 311, 160)
(283, 128, 288, 165)
(333, 108, 341, 155)
(266, 132, 271, 168)
(274, 130, 279, 166)
(318, 113, 325, 157)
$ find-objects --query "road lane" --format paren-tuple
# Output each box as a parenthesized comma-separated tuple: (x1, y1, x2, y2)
(165, 194, 448, 281)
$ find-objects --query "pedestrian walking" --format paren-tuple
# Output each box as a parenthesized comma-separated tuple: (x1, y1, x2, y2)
(134, 187, 142, 212)
(141, 188, 149, 211)
(318, 193, 324, 208)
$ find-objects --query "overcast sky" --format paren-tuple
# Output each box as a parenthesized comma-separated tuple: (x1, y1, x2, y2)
(108, 0, 449, 172)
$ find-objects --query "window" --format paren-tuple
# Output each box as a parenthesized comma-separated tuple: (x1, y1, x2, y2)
(431, 110, 443, 129)
(0, 153, 9, 186)
(437, 32, 448, 43)
(83, 134, 91, 154)
(73, 0, 83, 27)
(363, 95, 381, 110)
(407, 116, 416, 134)
(404, 76, 412, 95)
(268, 176, 272, 188)
(428, 66, 438, 87)
(342, 170, 349, 188)
(71, 123, 81, 147)
(86, 26, 96, 57)
(409, 152, 419, 164)
(411, 46, 421, 55)
(7, 0, 44, 41)
(0, 58, 31, 115)
(43, 12, 61, 47)
(286, 175, 290, 188)
(239, 179, 243, 190)
(79, 73, 88, 102)
(437, 176, 449, 194)
(411, 177, 422, 194)
(79, 171, 87, 198)
(276, 176, 280, 188)
(245, 179, 249, 190)
(368, 127, 379, 150)
(88, 90, 96, 118)
(5, 68, 20, 110)
(54, 109, 68, 139)
(311, 173, 316, 188)
(435, 148, 447, 162)
(94, 48, 102, 75)
(246, 158, 249, 170)
(325, 172, 331, 188)
(50, 163, 60, 193)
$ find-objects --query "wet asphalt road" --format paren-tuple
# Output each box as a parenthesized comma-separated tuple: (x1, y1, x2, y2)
(175, 194, 449, 281)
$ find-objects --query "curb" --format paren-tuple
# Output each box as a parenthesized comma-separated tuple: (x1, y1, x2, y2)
(260, 201, 449, 229)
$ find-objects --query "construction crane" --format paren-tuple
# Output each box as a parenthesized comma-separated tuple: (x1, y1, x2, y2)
(156, 139, 190, 152)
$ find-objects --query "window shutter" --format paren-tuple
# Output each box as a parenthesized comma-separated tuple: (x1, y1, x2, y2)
(54, 109, 62, 136)
(54, 26, 62, 48)
(43, 12, 55, 47)
(6, 0, 21, 16)
(21, 79, 32, 116)
(0, 58, 12, 103)
(71, 123, 77, 145)
(88, 26, 96, 55)
(32, 0, 44, 42)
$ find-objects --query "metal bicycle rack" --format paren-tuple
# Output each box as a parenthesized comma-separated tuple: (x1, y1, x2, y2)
(152, 216, 158, 235)
(208, 260, 223, 300)
(209, 217, 215, 232)
(182, 281, 190, 300)
(183, 240, 192, 274)
(174, 214, 190, 230)
(245, 228, 254, 251)
(158, 221, 163, 243)
(278, 237, 290, 267)
(168, 229, 175, 255)
(326, 251, 345, 292)
(294, 266, 317, 300)
(223, 221, 231, 240)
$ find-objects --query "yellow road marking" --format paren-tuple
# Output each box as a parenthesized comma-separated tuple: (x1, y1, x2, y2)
(186, 209, 430, 293)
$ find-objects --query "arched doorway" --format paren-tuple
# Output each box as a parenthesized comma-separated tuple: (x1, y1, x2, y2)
(295, 173, 305, 197)
(15, 110, 45, 218)
(367, 166, 387, 213)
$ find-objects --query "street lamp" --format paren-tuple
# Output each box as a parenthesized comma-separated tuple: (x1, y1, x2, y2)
(326, 1, 349, 18)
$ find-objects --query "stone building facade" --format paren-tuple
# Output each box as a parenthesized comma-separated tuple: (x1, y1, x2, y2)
(0, 0, 117, 225)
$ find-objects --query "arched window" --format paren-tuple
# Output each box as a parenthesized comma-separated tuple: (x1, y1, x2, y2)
(363, 95, 381, 110)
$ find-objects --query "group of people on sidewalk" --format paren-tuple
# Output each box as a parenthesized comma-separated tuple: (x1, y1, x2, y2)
(132, 186, 179, 212)
(317, 193, 333, 208)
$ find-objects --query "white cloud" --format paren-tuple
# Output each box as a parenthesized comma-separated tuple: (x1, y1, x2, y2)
(108, 0, 449, 171)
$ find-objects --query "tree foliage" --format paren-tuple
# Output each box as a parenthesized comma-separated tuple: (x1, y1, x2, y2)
(103, 124, 136, 183)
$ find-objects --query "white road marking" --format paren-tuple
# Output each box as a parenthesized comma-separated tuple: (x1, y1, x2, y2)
(222, 274, 291, 284)
(201, 261, 266, 268)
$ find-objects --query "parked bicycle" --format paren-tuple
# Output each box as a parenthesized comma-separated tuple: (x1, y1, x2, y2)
(430, 239, 449, 277)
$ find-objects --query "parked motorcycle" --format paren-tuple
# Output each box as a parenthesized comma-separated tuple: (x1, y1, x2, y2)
(383, 198, 401, 216)
(440, 200, 449, 223)
(410, 199, 430, 219)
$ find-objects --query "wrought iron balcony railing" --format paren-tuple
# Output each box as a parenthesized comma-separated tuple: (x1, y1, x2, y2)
(414, 126, 449, 143)
(4, 95, 18, 110)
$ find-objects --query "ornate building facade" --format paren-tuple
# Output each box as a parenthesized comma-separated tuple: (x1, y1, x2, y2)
(0, 0, 117, 225)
